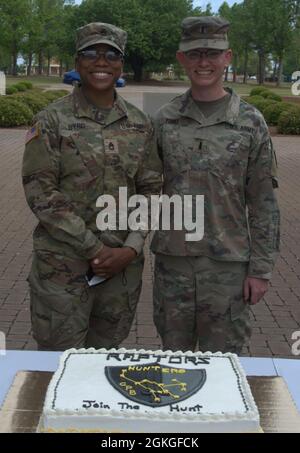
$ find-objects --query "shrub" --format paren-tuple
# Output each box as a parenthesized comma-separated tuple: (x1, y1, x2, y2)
(249, 87, 270, 97)
(278, 106, 300, 135)
(6, 86, 18, 95)
(0, 97, 33, 127)
(263, 102, 295, 126)
(246, 96, 277, 115)
(15, 82, 28, 92)
(42, 91, 62, 102)
(261, 91, 282, 102)
(11, 91, 49, 114)
(43, 89, 69, 102)
(21, 81, 33, 89)
(246, 95, 264, 104)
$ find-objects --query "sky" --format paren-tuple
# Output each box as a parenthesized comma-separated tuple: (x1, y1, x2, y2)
(193, 0, 242, 12)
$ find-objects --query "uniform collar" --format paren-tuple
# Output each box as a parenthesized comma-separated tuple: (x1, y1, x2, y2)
(73, 85, 128, 126)
(179, 87, 240, 126)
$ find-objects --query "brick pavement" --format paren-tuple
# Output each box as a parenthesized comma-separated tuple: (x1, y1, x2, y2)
(0, 129, 299, 358)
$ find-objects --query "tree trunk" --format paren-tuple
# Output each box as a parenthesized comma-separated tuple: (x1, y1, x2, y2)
(129, 54, 144, 82)
(224, 66, 229, 82)
(273, 60, 277, 81)
(276, 56, 283, 87)
(243, 48, 249, 84)
(38, 51, 43, 75)
(232, 55, 238, 83)
(47, 52, 51, 77)
(27, 53, 33, 76)
(257, 49, 265, 85)
(59, 59, 63, 77)
(12, 52, 18, 76)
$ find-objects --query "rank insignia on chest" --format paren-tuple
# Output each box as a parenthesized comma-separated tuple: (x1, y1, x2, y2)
(104, 139, 119, 154)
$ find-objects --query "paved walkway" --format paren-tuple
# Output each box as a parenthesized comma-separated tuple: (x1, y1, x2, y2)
(0, 129, 299, 358)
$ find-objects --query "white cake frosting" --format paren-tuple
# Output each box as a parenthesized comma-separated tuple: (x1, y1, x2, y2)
(40, 348, 260, 433)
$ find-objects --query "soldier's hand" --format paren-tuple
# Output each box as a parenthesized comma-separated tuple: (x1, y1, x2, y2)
(243, 277, 269, 305)
(90, 245, 137, 278)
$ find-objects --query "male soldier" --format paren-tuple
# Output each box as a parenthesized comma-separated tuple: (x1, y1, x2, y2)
(22, 23, 162, 351)
(151, 17, 280, 353)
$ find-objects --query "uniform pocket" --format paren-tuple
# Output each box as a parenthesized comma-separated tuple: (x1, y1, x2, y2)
(162, 125, 191, 181)
(205, 135, 249, 188)
(230, 292, 249, 322)
(29, 281, 75, 346)
(60, 133, 104, 183)
(71, 134, 104, 177)
(28, 264, 85, 348)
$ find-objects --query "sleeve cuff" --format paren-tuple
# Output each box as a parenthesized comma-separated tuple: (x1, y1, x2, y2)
(123, 232, 146, 256)
(84, 241, 104, 260)
(248, 272, 272, 280)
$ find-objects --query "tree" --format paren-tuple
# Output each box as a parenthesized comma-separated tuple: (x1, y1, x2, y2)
(75, 0, 198, 81)
(0, 0, 31, 75)
(269, 0, 294, 86)
(283, 28, 300, 77)
(241, 0, 296, 85)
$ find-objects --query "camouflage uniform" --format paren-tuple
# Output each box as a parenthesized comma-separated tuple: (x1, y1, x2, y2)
(151, 17, 280, 353)
(23, 28, 162, 350)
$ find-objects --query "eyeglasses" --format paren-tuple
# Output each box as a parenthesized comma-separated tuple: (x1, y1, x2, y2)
(78, 49, 123, 63)
(184, 50, 224, 62)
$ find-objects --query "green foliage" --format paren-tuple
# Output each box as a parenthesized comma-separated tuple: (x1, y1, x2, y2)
(0, 97, 33, 127)
(43, 89, 69, 100)
(263, 102, 296, 126)
(246, 95, 264, 104)
(5, 86, 18, 95)
(11, 92, 49, 114)
(246, 96, 277, 114)
(21, 81, 33, 89)
(261, 91, 282, 102)
(249, 88, 282, 102)
(278, 106, 300, 135)
(74, 0, 196, 81)
(41, 91, 61, 102)
(1, 0, 298, 83)
(250, 87, 270, 97)
(1, 89, 70, 125)
(15, 82, 28, 92)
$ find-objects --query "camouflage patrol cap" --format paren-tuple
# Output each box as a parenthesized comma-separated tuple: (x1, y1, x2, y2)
(179, 16, 230, 51)
(76, 22, 127, 54)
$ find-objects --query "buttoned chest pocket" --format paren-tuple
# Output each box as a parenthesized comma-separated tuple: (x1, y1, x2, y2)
(161, 124, 191, 180)
(102, 135, 142, 195)
(204, 134, 250, 188)
(60, 133, 104, 193)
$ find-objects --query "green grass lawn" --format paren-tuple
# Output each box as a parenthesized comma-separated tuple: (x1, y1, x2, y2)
(165, 80, 297, 97)
(7, 76, 62, 87)
(224, 81, 296, 98)
(5, 75, 299, 100)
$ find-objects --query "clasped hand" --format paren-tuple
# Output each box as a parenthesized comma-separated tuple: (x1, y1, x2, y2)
(90, 245, 137, 279)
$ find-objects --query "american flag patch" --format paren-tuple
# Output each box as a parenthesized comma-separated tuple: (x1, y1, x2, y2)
(25, 124, 39, 144)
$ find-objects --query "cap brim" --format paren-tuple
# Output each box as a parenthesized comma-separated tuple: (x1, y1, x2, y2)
(179, 39, 229, 52)
(77, 38, 124, 54)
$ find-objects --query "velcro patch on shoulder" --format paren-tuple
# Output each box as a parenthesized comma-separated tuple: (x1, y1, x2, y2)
(25, 124, 40, 145)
